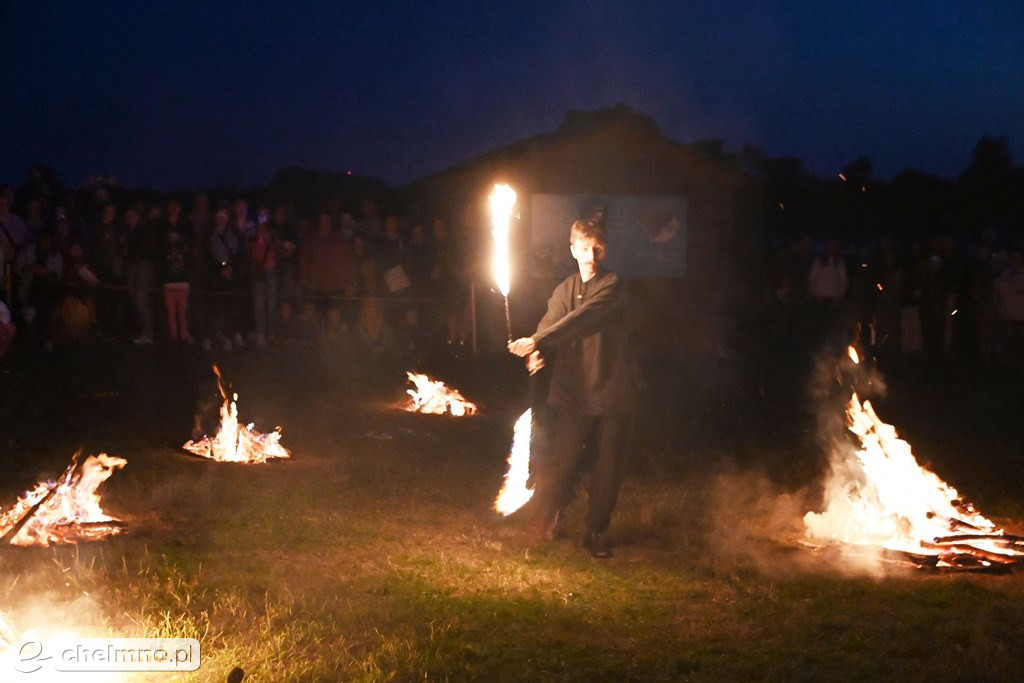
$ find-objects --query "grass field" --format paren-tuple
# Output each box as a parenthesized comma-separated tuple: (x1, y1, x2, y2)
(2, 344, 1024, 682)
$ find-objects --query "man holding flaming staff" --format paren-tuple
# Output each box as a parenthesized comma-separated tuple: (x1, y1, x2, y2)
(508, 219, 633, 558)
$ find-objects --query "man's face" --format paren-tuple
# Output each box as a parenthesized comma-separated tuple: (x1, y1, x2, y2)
(570, 235, 606, 280)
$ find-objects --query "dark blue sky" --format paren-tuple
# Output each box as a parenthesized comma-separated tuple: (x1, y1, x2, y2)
(3, 1, 1022, 190)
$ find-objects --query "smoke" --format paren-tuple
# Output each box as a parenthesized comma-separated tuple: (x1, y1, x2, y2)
(685, 343, 915, 579)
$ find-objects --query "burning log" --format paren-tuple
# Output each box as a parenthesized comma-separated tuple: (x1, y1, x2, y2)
(0, 452, 127, 546)
(183, 365, 291, 463)
(400, 372, 479, 416)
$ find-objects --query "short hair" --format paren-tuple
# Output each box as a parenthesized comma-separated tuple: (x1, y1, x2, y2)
(569, 219, 607, 246)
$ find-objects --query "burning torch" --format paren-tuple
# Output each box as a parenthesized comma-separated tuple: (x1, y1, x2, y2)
(489, 183, 517, 342)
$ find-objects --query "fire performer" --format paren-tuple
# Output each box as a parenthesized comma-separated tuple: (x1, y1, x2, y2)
(508, 219, 633, 558)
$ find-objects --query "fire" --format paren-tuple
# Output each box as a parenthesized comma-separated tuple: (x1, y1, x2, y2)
(804, 392, 1024, 569)
(0, 452, 127, 546)
(182, 365, 291, 463)
(494, 408, 534, 515)
(489, 183, 517, 298)
(402, 372, 478, 416)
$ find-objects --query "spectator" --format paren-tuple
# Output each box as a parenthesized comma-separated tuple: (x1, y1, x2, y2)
(124, 207, 158, 344)
(808, 239, 848, 301)
(89, 203, 126, 339)
(270, 203, 300, 303)
(0, 187, 31, 284)
(0, 299, 14, 362)
(16, 231, 63, 346)
(205, 206, 245, 351)
(248, 210, 278, 347)
(161, 225, 193, 345)
(994, 249, 1024, 365)
(300, 212, 355, 312)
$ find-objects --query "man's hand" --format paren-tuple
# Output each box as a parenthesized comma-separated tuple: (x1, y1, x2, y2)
(507, 337, 536, 357)
(526, 350, 545, 375)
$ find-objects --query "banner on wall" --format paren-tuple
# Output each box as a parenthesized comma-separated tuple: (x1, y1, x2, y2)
(529, 194, 687, 279)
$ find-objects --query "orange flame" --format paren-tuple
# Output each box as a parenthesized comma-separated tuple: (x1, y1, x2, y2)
(494, 409, 534, 515)
(489, 184, 517, 298)
(0, 452, 127, 546)
(402, 372, 478, 416)
(804, 393, 1022, 567)
(182, 365, 291, 463)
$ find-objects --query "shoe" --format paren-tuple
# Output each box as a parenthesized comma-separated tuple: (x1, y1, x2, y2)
(233, 332, 244, 348)
(222, 337, 233, 351)
(132, 334, 154, 345)
(255, 334, 268, 348)
(182, 334, 195, 345)
(201, 338, 212, 352)
(582, 531, 613, 558)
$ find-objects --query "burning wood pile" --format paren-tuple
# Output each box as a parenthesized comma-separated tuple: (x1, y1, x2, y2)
(0, 452, 127, 547)
(401, 371, 479, 416)
(182, 365, 291, 463)
(803, 347, 1024, 571)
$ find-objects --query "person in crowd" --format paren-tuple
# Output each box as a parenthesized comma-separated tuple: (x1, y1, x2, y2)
(205, 206, 245, 351)
(89, 203, 126, 339)
(16, 231, 63, 346)
(124, 207, 158, 344)
(162, 224, 193, 345)
(248, 209, 278, 347)
(808, 239, 848, 301)
(300, 212, 355, 313)
(994, 248, 1024, 366)
(270, 203, 300, 303)
(51, 242, 98, 347)
(0, 298, 14, 362)
(354, 297, 395, 358)
(0, 187, 31, 291)
(508, 220, 633, 558)
(187, 193, 211, 347)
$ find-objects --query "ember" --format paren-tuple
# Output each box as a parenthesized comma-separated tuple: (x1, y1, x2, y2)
(804, 348, 1024, 570)
(402, 372, 478, 416)
(494, 409, 534, 515)
(0, 452, 127, 546)
(182, 365, 291, 463)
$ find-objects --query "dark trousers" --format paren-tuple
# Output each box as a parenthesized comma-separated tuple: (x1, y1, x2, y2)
(533, 407, 628, 534)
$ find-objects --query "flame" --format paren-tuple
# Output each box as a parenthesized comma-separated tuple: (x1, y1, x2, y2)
(804, 393, 1023, 567)
(0, 453, 127, 546)
(489, 183, 517, 298)
(494, 409, 534, 516)
(401, 372, 478, 416)
(847, 346, 860, 364)
(182, 365, 291, 463)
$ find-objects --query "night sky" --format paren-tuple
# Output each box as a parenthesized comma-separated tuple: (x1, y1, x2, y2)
(3, 2, 1022, 190)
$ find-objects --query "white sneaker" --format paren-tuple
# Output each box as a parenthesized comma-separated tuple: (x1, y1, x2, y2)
(132, 335, 154, 345)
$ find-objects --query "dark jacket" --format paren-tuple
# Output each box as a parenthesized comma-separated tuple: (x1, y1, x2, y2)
(532, 269, 632, 414)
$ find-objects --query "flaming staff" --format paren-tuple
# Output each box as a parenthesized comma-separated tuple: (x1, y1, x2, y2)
(489, 183, 517, 342)
(494, 408, 534, 515)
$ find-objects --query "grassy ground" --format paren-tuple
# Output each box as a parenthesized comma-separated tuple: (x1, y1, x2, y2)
(2, 343, 1024, 682)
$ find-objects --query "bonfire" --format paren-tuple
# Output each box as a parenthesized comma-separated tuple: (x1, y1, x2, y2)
(804, 347, 1024, 570)
(0, 452, 127, 546)
(401, 372, 479, 416)
(182, 365, 291, 463)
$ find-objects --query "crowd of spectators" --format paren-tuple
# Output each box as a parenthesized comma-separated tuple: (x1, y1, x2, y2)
(771, 230, 1024, 367)
(0, 166, 471, 367)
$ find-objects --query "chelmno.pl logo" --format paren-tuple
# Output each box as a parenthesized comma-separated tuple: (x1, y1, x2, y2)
(9, 637, 200, 674)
